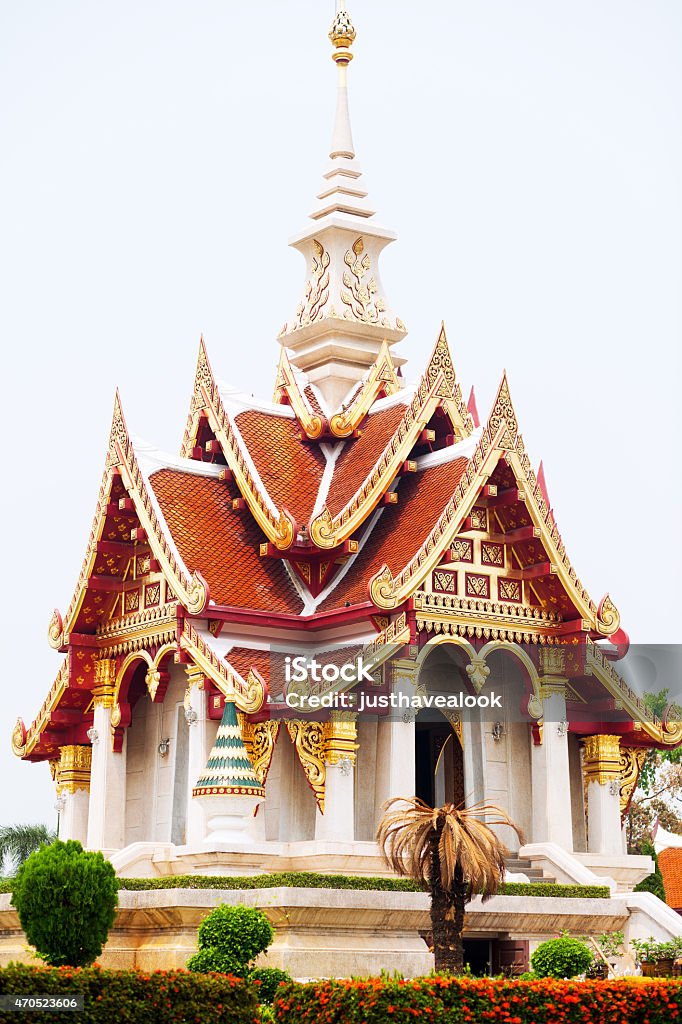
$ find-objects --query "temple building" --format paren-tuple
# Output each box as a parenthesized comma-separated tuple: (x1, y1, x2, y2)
(11, 2, 682, 965)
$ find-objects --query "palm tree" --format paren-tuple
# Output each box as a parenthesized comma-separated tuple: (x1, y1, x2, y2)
(0, 824, 56, 876)
(377, 797, 523, 974)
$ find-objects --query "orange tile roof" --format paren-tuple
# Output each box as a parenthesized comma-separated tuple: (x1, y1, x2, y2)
(658, 848, 682, 910)
(319, 456, 469, 611)
(149, 468, 303, 614)
(326, 402, 408, 518)
(234, 409, 326, 525)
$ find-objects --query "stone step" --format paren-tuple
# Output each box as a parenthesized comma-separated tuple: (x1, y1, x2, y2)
(505, 858, 556, 886)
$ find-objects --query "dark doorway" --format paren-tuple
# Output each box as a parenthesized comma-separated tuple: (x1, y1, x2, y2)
(463, 939, 492, 976)
(415, 717, 464, 808)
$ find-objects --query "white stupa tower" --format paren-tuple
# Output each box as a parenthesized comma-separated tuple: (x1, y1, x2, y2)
(278, 1, 406, 409)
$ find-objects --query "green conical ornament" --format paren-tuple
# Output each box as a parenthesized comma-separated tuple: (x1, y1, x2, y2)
(193, 700, 264, 799)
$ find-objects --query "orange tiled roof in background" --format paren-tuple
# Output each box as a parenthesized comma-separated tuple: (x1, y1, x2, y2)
(658, 848, 682, 911)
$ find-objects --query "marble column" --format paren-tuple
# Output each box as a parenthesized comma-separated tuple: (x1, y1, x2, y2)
(315, 713, 358, 842)
(184, 665, 209, 846)
(583, 734, 623, 856)
(374, 658, 417, 815)
(86, 658, 127, 852)
(55, 745, 91, 844)
(532, 648, 574, 850)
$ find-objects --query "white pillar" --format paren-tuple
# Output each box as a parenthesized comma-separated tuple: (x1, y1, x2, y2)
(583, 735, 623, 855)
(314, 712, 358, 843)
(55, 745, 91, 844)
(374, 716, 416, 810)
(374, 658, 417, 816)
(184, 667, 209, 846)
(87, 700, 127, 852)
(534, 648, 573, 850)
(315, 760, 355, 841)
(58, 789, 90, 843)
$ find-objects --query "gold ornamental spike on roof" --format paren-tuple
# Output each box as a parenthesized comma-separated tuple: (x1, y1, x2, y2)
(329, 0, 357, 65)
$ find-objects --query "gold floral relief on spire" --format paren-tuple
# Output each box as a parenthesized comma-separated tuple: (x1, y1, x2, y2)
(341, 238, 389, 328)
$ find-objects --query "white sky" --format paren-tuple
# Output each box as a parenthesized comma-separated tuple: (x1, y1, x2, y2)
(1, 1, 680, 829)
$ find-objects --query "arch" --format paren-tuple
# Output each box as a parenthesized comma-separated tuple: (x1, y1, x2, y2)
(477, 640, 542, 719)
(415, 633, 477, 672)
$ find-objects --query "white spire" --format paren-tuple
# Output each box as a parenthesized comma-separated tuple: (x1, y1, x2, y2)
(278, 2, 406, 410)
(310, 0, 374, 221)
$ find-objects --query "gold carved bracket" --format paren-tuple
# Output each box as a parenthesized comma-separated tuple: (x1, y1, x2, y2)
(240, 718, 281, 784)
(287, 720, 326, 812)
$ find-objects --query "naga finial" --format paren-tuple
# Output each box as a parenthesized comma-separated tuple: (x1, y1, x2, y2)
(329, 0, 356, 65)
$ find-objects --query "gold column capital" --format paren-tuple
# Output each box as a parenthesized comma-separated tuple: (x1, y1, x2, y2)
(583, 733, 622, 784)
(391, 658, 418, 689)
(538, 645, 566, 679)
(92, 658, 116, 708)
(323, 711, 358, 766)
(55, 744, 92, 794)
(184, 663, 206, 689)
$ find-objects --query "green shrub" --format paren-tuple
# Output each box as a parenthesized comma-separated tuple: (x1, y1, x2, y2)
(249, 966, 292, 1003)
(187, 904, 274, 975)
(530, 937, 594, 978)
(0, 872, 613, 899)
(185, 948, 246, 976)
(10, 840, 117, 967)
(0, 963, 257, 1024)
(634, 872, 666, 900)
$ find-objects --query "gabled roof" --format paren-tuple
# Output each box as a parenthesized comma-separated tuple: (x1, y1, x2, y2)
(180, 339, 297, 550)
(49, 393, 211, 651)
(366, 373, 622, 638)
(309, 327, 474, 549)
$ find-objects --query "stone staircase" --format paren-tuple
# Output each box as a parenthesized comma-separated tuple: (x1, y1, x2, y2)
(505, 856, 556, 885)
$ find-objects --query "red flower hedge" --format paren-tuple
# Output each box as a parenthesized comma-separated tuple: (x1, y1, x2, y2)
(273, 976, 682, 1024)
(0, 963, 258, 1024)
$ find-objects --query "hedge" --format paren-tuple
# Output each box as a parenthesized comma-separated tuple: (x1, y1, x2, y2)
(273, 977, 682, 1024)
(0, 963, 258, 1024)
(0, 873, 610, 899)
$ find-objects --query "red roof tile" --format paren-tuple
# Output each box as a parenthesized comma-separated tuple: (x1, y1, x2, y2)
(149, 469, 303, 614)
(326, 402, 408, 518)
(319, 456, 469, 611)
(234, 410, 326, 526)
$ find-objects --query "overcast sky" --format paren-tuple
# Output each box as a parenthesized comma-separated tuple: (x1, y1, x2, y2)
(1, 1, 680, 829)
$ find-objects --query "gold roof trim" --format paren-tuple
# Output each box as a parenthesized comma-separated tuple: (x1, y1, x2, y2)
(585, 640, 682, 746)
(49, 392, 209, 651)
(14, 660, 69, 759)
(272, 348, 326, 439)
(178, 620, 265, 714)
(369, 373, 620, 638)
(328, 341, 401, 437)
(310, 326, 472, 549)
(180, 339, 295, 550)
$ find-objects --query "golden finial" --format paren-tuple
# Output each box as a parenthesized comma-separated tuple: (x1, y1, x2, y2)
(329, 0, 356, 65)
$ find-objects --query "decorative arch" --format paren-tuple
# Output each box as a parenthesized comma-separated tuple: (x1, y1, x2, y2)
(477, 640, 543, 719)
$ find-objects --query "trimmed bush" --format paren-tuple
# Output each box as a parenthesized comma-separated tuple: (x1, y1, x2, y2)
(273, 977, 682, 1024)
(0, 963, 256, 1024)
(250, 967, 292, 1004)
(187, 903, 274, 975)
(0, 871, 612, 899)
(10, 840, 117, 967)
(530, 937, 594, 979)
